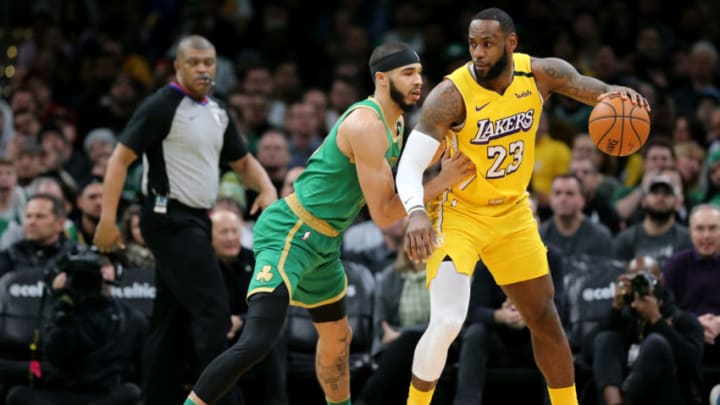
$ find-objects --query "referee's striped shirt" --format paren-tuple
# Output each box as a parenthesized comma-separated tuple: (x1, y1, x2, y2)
(119, 82, 247, 210)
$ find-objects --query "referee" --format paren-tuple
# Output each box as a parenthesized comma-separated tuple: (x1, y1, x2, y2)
(94, 35, 277, 405)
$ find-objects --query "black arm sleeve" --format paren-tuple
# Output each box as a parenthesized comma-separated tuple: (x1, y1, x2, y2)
(119, 87, 181, 156)
(219, 104, 248, 162)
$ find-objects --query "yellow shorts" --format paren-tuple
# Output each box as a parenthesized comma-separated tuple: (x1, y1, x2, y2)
(426, 195, 548, 286)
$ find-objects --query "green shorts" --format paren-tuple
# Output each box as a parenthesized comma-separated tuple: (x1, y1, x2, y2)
(247, 194, 347, 308)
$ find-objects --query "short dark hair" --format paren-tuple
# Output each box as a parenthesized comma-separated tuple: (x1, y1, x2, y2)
(472, 8, 516, 34)
(641, 137, 675, 160)
(28, 193, 66, 219)
(369, 42, 411, 67)
(552, 173, 586, 196)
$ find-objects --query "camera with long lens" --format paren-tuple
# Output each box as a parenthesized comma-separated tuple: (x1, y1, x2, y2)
(44, 247, 110, 303)
(623, 270, 658, 305)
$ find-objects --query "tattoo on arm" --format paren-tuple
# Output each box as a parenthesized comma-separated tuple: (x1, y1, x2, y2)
(416, 81, 464, 140)
(539, 57, 611, 106)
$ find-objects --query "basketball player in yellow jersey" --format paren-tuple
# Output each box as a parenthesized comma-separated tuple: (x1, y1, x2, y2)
(396, 8, 650, 405)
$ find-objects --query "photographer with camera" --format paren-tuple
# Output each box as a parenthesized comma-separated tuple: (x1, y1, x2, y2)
(5, 248, 147, 405)
(589, 256, 705, 405)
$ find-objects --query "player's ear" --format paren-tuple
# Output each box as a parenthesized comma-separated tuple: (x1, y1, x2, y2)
(507, 32, 518, 52)
(374, 71, 387, 88)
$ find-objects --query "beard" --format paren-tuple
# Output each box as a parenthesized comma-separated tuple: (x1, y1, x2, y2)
(645, 207, 675, 224)
(389, 79, 416, 113)
(475, 46, 509, 82)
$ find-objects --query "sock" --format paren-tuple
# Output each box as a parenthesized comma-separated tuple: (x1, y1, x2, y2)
(327, 397, 351, 405)
(184, 398, 198, 405)
(547, 384, 578, 405)
(407, 384, 435, 405)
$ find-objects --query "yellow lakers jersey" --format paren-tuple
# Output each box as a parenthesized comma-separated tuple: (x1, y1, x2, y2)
(439, 53, 542, 216)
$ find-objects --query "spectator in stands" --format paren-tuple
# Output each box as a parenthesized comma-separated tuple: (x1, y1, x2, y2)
(532, 112, 571, 215)
(280, 166, 305, 198)
(10, 138, 44, 189)
(210, 209, 288, 404)
(675, 142, 706, 208)
(453, 197, 564, 405)
(0, 158, 27, 225)
(83, 128, 117, 179)
(343, 217, 404, 275)
(73, 179, 103, 247)
(240, 93, 274, 154)
(5, 248, 147, 405)
(591, 256, 704, 405)
(570, 157, 621, 234)
(245, 129, 290, 218)
(572, 134, 605, 176)
(671, 40, 720, 117)
(613, 174, 692, 267)
(77, 73, 142, 138)
(38, 124, 84, 188)
(355, 221, 430, 405)
(28, 176, 78, 239)
(0, 194, 77, 277)
(285, 101, 323, 168)
(325, 76, 360, 130)
(12, 109, 41, 139)
(119, 204, 155, 270)
(663, 204, 720, 367)
(540, 174, 613, 257)
(302, 88, 330, 133)
(703, 149, 720, 206)
(613, 138, 676, 225)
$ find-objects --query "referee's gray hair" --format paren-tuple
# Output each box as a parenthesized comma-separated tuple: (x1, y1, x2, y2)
(177, 35, 215, 59)
(689, 204, 720, 224)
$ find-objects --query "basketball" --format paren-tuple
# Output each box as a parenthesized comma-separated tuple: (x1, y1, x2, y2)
(588, 94, 650, 156)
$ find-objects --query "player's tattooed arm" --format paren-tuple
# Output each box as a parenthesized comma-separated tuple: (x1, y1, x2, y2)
(533, 57, 612, 106)
(416, 80, 465, 141)
(533, 57, 651, 110)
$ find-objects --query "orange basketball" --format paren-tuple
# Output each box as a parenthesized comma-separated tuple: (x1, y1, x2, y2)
(588, 94, 650, 157)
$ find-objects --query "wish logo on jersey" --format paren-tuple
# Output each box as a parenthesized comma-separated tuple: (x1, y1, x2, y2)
(470, 109, 535, 145)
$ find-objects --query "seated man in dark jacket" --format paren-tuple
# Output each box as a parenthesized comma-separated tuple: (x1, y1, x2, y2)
(590, 256, 704, 405)
(5, 248, 147, 405)
(0, 193, 77, 276)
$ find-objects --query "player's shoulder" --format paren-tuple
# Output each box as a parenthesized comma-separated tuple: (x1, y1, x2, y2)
(420, 79, 464, 124)
(339, 106, 386, 135)
(137, 86, 184, 116)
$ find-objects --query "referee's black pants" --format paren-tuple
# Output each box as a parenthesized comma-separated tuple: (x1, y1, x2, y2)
(140, 200, 240, 405)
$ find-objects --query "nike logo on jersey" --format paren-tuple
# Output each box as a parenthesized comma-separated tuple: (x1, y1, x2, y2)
(470, 109, 536, 145)
(515, 90, 532, 98)
(475, 102, 490, 112)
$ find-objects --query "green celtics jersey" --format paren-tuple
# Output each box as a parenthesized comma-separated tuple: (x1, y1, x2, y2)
(294, 97, 403, 232)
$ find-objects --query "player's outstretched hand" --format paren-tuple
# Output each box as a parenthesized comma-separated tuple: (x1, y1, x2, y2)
(405, 210, 436, 263)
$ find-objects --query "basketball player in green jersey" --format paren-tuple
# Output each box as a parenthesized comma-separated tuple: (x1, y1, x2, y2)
(185, 42, 475, 405)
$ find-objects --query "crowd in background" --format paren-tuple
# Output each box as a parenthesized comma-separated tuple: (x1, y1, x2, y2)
(0, 0, 719, 404)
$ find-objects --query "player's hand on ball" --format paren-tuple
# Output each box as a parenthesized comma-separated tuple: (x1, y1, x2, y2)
(598, 86, 651, 112)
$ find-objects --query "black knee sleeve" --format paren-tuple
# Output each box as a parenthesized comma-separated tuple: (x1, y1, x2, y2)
(308, 297, 346, 323)
(193, 288, 289, 403)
